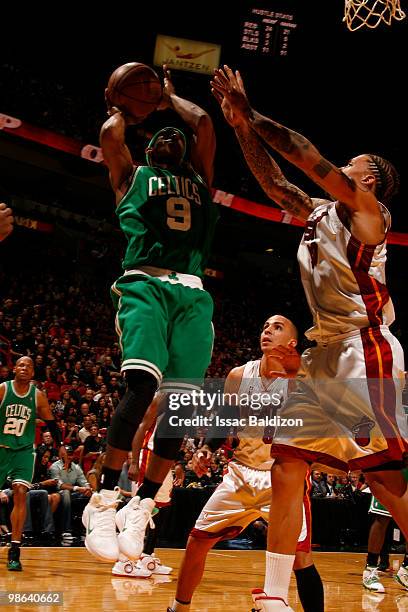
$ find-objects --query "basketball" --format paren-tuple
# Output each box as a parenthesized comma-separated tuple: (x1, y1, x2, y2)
(106, 62, 162, 118)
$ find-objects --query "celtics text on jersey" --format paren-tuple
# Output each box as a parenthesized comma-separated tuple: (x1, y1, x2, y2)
(0, 381, 37, 449)
(116, 165, 219, 277)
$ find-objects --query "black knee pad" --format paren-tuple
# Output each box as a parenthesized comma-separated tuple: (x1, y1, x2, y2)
(107, 370, 157, 451)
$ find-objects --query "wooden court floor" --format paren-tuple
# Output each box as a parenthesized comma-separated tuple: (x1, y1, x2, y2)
(0, 547, 407, 611)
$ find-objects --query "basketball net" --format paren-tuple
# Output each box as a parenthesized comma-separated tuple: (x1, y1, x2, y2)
(344, 0, 406, 30)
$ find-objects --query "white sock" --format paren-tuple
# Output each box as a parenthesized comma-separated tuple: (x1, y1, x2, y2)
(171, 598, 190, 611)
(264, 551, 295, 602)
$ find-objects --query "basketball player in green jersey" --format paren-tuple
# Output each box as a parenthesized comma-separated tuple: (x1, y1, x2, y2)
(0, 356, 57, 570)
(83, 65, 218, 563)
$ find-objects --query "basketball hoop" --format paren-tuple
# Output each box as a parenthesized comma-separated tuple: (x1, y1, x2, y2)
(343, 0, 406, 30)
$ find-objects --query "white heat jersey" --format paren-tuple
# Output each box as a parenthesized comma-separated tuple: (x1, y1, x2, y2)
(299, 200, 395, 342)
(233, 360, 288, 471)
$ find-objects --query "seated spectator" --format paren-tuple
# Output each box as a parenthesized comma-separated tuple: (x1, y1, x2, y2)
(37, 430, 59, 463)
(108, 375, 124, 396)
(24, 449, 59, 540)
(63, 416, 81, 449)
(87, 452, 105, 492)
(82, 425, 106, 474)
(68, 380, 82, 403)
(81, 388, 96, 409)
(50, 446, 92, 543)
(93, 384, 108, 403)
(340, 471, 368, 499)
(311, 470, 329, 498)
(78, 415, 92, 443)
(326, 474, 338, 497)
(335, 475, 351, 497)
(98, 405, 111, 429)
(77, 402, 90, 424)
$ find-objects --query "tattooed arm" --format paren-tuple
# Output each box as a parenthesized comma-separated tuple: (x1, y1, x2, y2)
(246, 110, 362, 204)
(212, 75, 317, 221)
(235, 122, 315, 222)
(212, 66, 377, 213)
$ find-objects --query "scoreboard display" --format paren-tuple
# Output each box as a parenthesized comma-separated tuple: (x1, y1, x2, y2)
(240, 7, 298, 57)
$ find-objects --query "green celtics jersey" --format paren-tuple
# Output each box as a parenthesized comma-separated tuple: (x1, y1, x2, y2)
(0, 381, 37, 449)
(116, 165, 219, 277)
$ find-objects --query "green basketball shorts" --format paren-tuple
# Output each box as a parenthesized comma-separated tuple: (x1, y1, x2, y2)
(111, 271, 214, 391)
(0, 445, 35, 488)
(369, 468, 408, 516)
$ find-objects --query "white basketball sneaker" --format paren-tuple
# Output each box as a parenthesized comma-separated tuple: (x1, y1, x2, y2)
(116, 496, 155, 560)
(139, 553, 173, 575)
(363, 567, 385, 593)
(251, 589, 294, 611)
(396, 565, 408, 590)
(111, 559, 152, 578)
(82, 488, 120, 561)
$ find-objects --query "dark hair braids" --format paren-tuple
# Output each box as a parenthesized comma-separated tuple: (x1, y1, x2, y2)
(367, 154, 400, 205)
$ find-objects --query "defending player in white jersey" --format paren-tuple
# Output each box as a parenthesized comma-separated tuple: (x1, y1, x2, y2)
(168, 315, 324, 612)
(212, 67, 407, 611)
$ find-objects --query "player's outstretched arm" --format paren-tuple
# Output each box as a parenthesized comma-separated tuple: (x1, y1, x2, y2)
(212, 66, 375, 213)
(211, 84, 315, 222)
(100, 104, 134, 199)
(159, 64, 215, 186)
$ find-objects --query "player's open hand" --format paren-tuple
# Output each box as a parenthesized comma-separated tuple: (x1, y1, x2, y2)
(191, 446, 212, 477)
(266, 345, 301, 378)
(211, 65, 251, 126)
(157, 64, 175, 110)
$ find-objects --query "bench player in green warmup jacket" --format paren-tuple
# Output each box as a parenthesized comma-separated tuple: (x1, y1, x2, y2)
(0, 356, 58, 570)
(83, 65, 219, 563)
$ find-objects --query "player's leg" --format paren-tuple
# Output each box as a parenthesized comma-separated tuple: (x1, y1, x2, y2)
(120, 285, 214, 560)
(8, 483, 28, 570)
(170, 462, 258, 611)
(251, 466, 323, 612)
(364, 469, 408, 592)
(292, 479, 324, 612)
(293, 552, 324, 612)
(138, 472, 174, 575)
(364, 471, 408, 535)
(100, 277, 167, 486)
(395, 542, 408, 590)
(257, 455, 308, 611)
(114, 399, 183, 561)
(113, 468, 174, 577)
(7, 447, 35, 571)
(363, 512, 391, 592)
(83, 276, 168, 562)
(169, 534, 222, 611)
